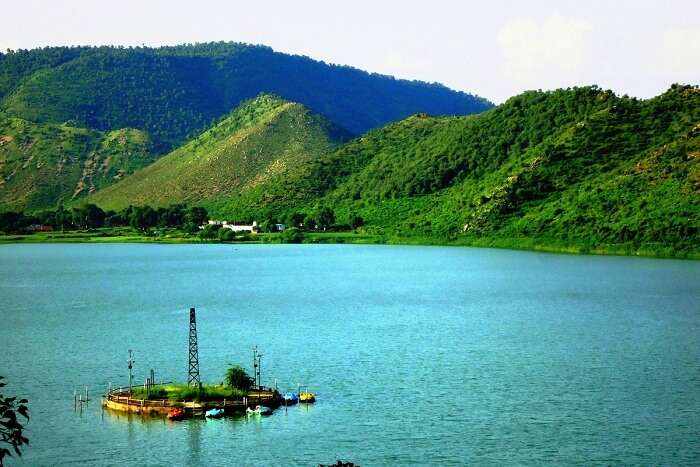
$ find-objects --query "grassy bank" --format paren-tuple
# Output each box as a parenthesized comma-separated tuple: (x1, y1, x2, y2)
(0, 228, 696, 260)
(0, 227, 232, 244)
(129, 384, 247, 402)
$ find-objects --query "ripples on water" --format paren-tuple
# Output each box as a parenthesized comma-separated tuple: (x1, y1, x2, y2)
(1, 244, 699, 465)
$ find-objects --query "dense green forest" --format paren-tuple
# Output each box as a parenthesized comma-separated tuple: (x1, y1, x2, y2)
(88, 84, 699, 257)
(0, 42, 491, 151)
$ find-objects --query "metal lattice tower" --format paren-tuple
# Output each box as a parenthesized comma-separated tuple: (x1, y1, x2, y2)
(187, 307, 201, 387)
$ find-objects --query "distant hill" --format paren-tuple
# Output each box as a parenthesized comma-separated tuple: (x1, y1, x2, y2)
(88, 94, 348, 210)
(0, 42, 492, 151)
(0, 117, 154, 211)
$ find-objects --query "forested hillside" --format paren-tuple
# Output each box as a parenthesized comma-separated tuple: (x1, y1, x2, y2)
(88, 95, 348, 210)
(209, 85, 699, 256)
(0, 43, 491, 151)
(0, 117, 154, 211)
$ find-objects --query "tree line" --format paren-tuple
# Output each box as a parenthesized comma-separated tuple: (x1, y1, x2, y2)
(0, 204, 209, 234)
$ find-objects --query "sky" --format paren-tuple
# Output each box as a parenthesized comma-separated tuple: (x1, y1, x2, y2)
(1, 0, 698, 103)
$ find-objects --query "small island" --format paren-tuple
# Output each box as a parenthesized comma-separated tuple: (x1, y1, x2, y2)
(103, 372, 281, 417)
(102, 308, 311, 419)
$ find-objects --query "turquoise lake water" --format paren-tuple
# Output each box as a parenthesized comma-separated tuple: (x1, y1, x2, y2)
(1, 244, 699, 466)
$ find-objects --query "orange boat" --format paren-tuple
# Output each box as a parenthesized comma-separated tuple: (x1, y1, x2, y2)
(167, 407, 186, 420)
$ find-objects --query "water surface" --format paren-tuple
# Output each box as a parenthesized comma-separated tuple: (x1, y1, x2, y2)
(1, 244, 699, 465)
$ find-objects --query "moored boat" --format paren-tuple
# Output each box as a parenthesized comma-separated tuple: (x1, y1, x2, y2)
(167, 407, 186, 420)
(246, 405, 273, 416)
(205, 408, 224, 418)
(299, 391, 316, 403)
(282, 392, 298, 405)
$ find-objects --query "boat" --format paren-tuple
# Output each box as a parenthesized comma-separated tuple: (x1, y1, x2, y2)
(299, 391, 316, 403)
(205, 408, 224, 418)
(246, 405, 273, 416)
(282, 392, 298, 405)
(167, 407, 186, 420)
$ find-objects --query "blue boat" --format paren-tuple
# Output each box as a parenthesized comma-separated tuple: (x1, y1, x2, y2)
(205, 408, 224, 418)
(282, 393, 298, 405)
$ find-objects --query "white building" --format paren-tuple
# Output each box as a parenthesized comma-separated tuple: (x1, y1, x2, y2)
(204, 220, 258, 233)
(223, 221, 258, 233)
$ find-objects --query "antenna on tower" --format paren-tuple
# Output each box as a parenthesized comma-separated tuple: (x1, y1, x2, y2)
(188, 307, 201, 389)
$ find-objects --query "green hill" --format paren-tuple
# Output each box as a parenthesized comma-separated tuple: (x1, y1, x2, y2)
(0, 117, 154, 211)
(87, 95, 348, 211)
(206, 85, 699, 256)
(14, 83, 699, 257)
(329, 85, 700, 254)
(0, 43, 492, 151)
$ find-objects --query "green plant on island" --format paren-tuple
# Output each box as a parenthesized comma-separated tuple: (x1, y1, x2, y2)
(129, 384, 248, 403)
(127, 366, 255, 402)
(224, 365, 254, 391)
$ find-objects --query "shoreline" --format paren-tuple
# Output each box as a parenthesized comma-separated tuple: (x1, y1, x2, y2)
(0, 230, 697, 260)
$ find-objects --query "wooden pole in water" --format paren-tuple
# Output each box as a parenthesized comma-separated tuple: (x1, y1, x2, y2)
(74, 390, 77, 410)
(85, 385, 88, 402)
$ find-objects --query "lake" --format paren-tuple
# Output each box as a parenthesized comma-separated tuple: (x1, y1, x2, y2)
(1, 244, 699, 466)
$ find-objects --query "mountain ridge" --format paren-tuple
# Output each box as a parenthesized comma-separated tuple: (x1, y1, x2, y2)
(0, 42, 492, 151)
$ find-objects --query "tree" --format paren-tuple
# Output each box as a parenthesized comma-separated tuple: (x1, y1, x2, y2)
(71, 204, 105, 229)
(350, 214, 364, 229)
(280, 227, 304, 243)
(54, 205, 72, 230)
(0, 212, 27, 234)
(84, 204, 106, 228)
(288, 211, 305, 227)
(198, 224, 220, 241)
(129, 206, 158, 231)
(161, 204, 185, 227)
(303, 215, 316, 231)
(104, 210, 127, 227)
(317, 207, 335, 231)
(0, 376, 29, 466)
(185, 206, 208, 226)
(224, 366, 254, 390)
(218, 228, 235, 242)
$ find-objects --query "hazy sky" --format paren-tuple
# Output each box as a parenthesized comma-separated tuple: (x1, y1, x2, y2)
(2, 0, 698, 103)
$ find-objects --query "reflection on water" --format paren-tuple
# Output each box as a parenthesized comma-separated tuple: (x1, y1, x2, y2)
(186, 420, 201, 466)
(102, 407, 169, 426)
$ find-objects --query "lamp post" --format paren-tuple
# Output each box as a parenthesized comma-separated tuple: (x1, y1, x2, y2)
(252, 346, 258, 389)
(127, 349, 135, 394)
